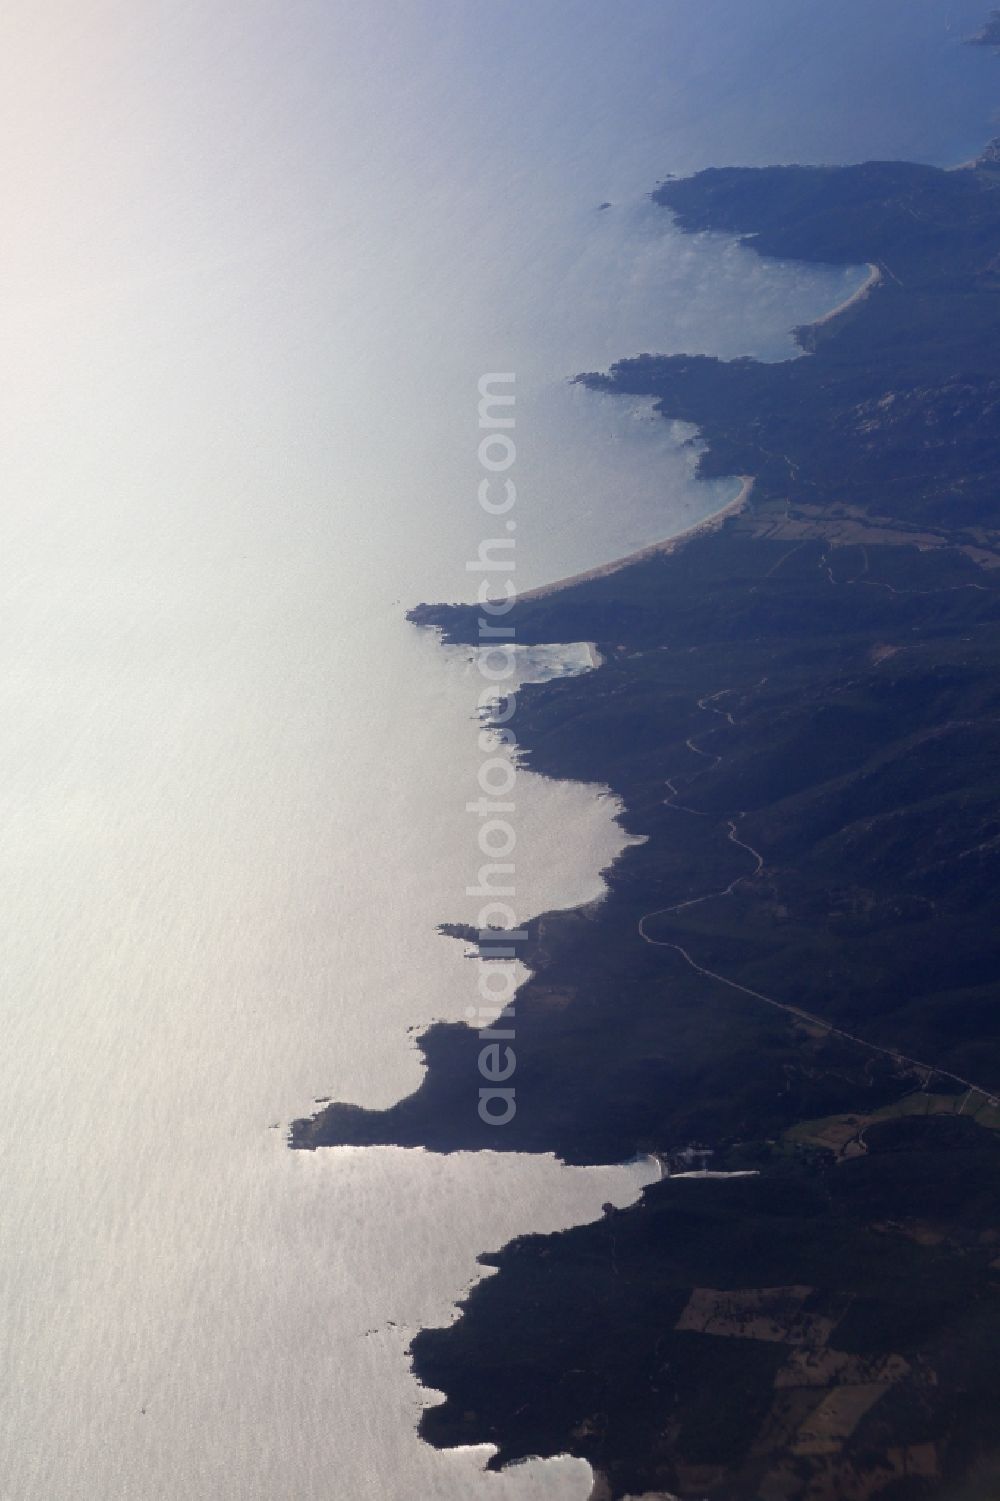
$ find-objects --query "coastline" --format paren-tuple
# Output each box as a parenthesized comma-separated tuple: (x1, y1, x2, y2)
(512, 475, 754, 604)
(301, 132, 1000, 1500)
(800, 259, 882, 332)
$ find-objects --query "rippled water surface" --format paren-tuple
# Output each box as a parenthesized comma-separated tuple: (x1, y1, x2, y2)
(0, 3, 996, 1496)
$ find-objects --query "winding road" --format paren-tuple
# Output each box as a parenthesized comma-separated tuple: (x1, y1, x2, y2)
(637, 677, 1000, 1107)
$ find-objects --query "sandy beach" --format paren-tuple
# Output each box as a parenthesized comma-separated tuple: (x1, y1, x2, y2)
(803, 260, 882, 330)
(512, 266, 878, 610)
(514, 475, 755, 603)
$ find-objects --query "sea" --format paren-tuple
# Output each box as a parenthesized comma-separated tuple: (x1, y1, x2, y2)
(0, 3, 996, 1497)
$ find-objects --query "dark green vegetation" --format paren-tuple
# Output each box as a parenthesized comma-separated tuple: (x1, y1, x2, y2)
(293, 131, 1000, 1498)
(418, 1160, 1000, 1501)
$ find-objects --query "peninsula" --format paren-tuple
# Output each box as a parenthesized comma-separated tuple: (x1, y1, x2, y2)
(293, 107, 1000, 1501)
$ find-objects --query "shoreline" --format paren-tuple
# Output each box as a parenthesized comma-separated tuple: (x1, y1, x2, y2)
(303, 137, 1000, 1499)
(800, 259, 882, 332)
(512, 475, 754, 604)
(513, 261, 875, 614)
